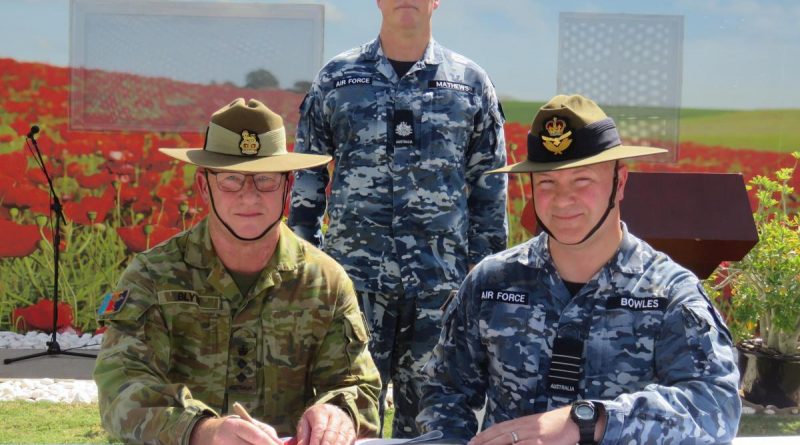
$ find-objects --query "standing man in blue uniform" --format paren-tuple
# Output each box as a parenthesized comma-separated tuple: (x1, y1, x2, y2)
(417, 95, 741, 444)
(289, 0, 508, 437)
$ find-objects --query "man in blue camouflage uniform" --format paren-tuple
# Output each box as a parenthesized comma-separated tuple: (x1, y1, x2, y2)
(417, 95, 741, 444)
(289, 0, 507, 436)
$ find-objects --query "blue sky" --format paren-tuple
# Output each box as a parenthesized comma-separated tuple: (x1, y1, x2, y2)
(2, 0, 799, 109)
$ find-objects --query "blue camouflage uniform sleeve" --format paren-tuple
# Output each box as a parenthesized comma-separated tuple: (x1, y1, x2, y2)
(466, 79, 508, 264)
(599, 282, 741, 444)
(289, 81, 332, 247)
(417, 273, 488, 441)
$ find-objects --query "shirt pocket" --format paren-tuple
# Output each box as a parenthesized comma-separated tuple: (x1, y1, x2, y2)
(262, 309, 313, 420)
(327, 82, 389, 167)
(592, 307, 661, 397)
(421, 88, 477, 165)
(479, 302, 548, 412)
(343, 310, 371, 371)
(156, 291, 228, 375)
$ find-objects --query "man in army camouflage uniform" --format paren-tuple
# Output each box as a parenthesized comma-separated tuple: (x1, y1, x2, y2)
(417, 95, 741, 444)
(289, 0, 507, 436)
(94, 98, 381, 445)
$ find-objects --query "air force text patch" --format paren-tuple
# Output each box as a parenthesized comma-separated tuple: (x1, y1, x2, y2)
(334, 76, 372, 88)
(607, 296, 667, 312)
(428, 80, 475, 94)
(480, 289, 529, 305)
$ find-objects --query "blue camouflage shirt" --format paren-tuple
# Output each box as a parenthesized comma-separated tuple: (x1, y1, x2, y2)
(418, 224, 741, 444)
(289, 37, 508, 297)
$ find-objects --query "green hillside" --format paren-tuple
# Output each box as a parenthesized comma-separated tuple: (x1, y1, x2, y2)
(679, 109, 800, 152)
(501, 100, 800, 153)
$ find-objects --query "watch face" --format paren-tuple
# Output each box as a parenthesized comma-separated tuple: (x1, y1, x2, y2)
(575, 404, 595, 420)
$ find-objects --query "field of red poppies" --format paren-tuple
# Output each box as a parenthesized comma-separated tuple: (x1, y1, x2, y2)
(1, 57, 798, 332)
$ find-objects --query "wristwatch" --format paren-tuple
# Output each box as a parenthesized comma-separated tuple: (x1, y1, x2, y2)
(570, 400, 600, 445)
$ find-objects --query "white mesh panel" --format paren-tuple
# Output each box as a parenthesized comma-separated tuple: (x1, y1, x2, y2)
(558, 13, 684, 162)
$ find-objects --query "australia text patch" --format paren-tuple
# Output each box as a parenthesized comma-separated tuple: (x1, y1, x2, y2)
(607, 296, 667, 312)
(546, 336, 583, 397)
(428, 80, 475, 94)
(334, 76, 372, 88)
(393, 109, 416, 147)
(480, 289, 529, 305)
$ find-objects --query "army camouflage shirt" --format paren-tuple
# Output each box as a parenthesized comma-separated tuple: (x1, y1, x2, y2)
(418, 224, 741, 444)
(94, 220, 381, 445)
(289, 37, 508, 297)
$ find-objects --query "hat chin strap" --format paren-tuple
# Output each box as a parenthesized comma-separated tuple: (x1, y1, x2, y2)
(531, 161, 619, 246)
(205, 172, 288, 242)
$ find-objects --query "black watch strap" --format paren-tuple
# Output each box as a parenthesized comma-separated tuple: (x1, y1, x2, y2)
(577, 421, 595, 445)
(571, 400, 602, 445)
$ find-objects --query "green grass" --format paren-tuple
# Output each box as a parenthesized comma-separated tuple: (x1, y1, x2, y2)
(501, 100, 800, 153)
(500, 100, 545, 125)
(0, 401, 797, 442)
(678, 108, 800, 152)
(0, 401, 118, 444)
(739, 414, 800, 436)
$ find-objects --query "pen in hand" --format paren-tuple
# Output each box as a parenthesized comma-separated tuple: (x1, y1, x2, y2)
(233, 402, 256, 423)
(232, 402, 286, 443)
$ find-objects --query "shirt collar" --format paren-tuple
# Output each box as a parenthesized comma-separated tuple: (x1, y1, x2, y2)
(518, 222, 645, 276)
(360, 36, 444, 66)
(184, 219, 304, 273)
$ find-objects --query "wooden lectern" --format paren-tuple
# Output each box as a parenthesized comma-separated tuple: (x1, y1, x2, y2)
(620, 172, 758, 280)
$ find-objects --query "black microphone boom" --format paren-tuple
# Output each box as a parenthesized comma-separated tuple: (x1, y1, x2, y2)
(27, 125, 40, 139)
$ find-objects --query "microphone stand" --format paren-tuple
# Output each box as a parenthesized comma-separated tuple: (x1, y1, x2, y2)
(4, 126, 97, 365)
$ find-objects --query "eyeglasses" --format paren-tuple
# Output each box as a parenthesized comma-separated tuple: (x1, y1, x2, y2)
(206, 170, 284, 192)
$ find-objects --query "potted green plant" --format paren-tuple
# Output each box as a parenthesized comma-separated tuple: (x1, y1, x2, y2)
(711, 151, 800, 408)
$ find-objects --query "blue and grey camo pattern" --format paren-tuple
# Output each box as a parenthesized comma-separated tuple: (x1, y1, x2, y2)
(417, 223, 741, 444)
(358, 290, 445, 437)
(289, 37, 508, 298)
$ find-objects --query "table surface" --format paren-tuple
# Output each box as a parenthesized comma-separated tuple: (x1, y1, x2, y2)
(356, 439, 800, 445)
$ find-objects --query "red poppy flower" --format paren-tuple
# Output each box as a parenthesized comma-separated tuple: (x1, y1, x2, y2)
(0, 150, 29, 173)
(1, 183, 50, 214)
(117, 224, 181, 253)
(76, 170, 115, 189)
(0, 173, 18, 199)
(0, 219, 43, 257)
(12, 299, 74, 333)
(520, 200, 537, 235)
(63, 190, 115, 225)
(66, 162, 85, 177)
(116, 226, 147, 253)
(149, 225, 182, 247)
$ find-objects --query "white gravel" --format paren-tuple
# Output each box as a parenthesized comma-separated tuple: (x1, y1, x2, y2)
(0, 378, 97, 403)
(0, 331, 102, 403)
(0, 330, 103, 350)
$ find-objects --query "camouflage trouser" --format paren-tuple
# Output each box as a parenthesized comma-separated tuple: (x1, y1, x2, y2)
(357, 290, 445, 438)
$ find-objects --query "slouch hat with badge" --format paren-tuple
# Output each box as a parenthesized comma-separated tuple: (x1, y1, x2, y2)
(490, 94, 666, 244)
(160, 98, 331, 241)
(490, 94, 665, 174)
(160, 98, 330, 172)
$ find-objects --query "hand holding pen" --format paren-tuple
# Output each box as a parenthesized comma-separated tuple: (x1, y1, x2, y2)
(189, 402, 284, 445)
(232, 402, 284, 445)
